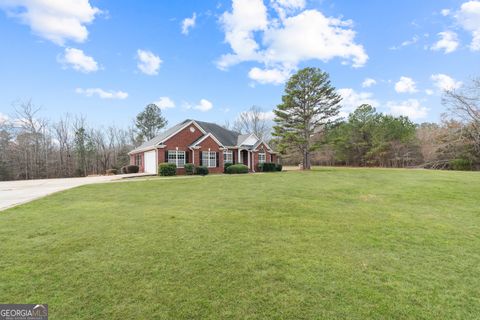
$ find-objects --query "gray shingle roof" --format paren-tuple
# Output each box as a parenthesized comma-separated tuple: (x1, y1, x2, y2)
(129, 120, 190, 154)
(194, 120, 240, 146)
(129, 119, 242, 154)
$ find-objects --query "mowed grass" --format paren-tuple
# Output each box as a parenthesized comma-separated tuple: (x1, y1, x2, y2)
(1, 168, 480, 319)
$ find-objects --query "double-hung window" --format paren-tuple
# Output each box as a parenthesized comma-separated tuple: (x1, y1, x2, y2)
(258, 152, 266, 164)
(135, 154, 142, 166)
(202, 151, 217, 168)
(223, 150, 233, 164)
(168, 150, 185, 168)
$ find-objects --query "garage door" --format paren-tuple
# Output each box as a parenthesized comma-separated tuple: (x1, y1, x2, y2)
(144, 150, 157, 174)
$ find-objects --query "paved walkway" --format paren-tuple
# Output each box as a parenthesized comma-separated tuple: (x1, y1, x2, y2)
(0, 173, 152, 211)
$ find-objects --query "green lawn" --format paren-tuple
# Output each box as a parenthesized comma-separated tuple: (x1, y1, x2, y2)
(1, 168, 480, 319)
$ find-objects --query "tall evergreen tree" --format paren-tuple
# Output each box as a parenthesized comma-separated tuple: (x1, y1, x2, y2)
(135, 104, 167, 141)
(273, 67, 342, 169)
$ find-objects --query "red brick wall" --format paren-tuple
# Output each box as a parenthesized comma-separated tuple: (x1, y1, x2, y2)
(253, 142, 276, 171)
(156, 124, 204, 174)
(194, 135, 224, 174)
(129, 152, 145, 172)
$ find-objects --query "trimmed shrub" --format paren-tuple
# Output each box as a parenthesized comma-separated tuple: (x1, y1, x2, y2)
(159, 163, 177, 176)
(224, 162, 234, 173)
(450, 159, 472, 171)
(258, 162, 277, 172)
(195, 166, 209, 176)
(106, 168, 117, 175)
(226, 164, 249, 174)
(275, 164, 283, 172)
(185, 163, 195, 175)
(125, 165, 139, 174)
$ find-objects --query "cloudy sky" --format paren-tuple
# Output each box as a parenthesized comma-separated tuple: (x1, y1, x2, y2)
(0, 0, 479, 126)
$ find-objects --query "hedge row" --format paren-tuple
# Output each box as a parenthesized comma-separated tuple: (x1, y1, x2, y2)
(258, 162, 282, 172)
(158, 163, 209, 176)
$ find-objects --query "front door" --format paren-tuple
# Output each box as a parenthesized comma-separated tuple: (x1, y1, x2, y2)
(241, 150, 248, 166)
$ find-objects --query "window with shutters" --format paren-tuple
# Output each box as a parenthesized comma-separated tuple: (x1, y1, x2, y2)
(167, 150, 185, 168)
(202, 151, 216, 168)
(223, 150, 233, 163)
(258, 151, 266, 164)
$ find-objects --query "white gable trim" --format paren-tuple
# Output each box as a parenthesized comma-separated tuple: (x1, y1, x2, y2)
(127, 145, 166, 155)
(253, 139, 273, 152)
(190, 132, 224, 148)
(238, 133, 260, 146)
(158, 120, 206, 145)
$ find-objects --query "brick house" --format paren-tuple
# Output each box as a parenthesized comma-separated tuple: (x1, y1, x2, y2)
(128, 119, 277, 174)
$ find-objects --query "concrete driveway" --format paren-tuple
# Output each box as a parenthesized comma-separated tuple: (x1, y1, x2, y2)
(0, 173, 151, 211)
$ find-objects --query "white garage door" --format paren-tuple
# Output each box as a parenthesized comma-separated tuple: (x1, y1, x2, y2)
(144, 150, 157, 174)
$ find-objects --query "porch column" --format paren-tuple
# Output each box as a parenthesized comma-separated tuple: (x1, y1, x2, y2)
(238, 149, 241, 165)
(247, 150, 250, 170)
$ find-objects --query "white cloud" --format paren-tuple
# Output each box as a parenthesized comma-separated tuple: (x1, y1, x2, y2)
(387, 99, 428, 120)
(271, 0, 306, 20)
(390, 35, 419, 50)
(362, 78, 377, 88)
(441, 9, 451, 16)
(218, 0, 367, 84)
(456, 0, 480, 50)
(395, 76, 418, 93)
(0, 0, 100, 45)
(136, 49, 162, 75)
(218, 0, 268, 69)
(431, 74, 462, 91)
(425, 89, 434, 95)
(75, 88, 128, 99)
(154, 97, 175, 110)
(0, 113, 9, 124)
(431, 31, 459, 53)
(194, 99, 213, 112)
(58, 47, 98, 73)
(248, 67, 291, 84)
(337, 88, 378, 113)
(263, 10, 368, 68)
(181, 12, 196, 35)
(258, 110, 275, 120)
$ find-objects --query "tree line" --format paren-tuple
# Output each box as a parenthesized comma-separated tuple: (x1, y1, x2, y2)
(0, 102, 168, 180)
(273, 68, 480, 171)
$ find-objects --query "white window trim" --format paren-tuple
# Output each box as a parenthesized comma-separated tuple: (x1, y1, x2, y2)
(135, 154, 142, 166)
(168, 150, 185, 168)
(258, 152, 266, 164)
(223, 149, 233, 164)
(202, 151, 217, 168)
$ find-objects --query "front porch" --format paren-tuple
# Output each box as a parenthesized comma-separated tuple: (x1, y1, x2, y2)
(237, 149, 256, 172)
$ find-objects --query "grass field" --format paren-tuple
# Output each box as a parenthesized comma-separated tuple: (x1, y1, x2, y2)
(1, 168, 479, 319)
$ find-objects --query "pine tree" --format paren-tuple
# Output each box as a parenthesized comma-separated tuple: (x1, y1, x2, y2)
(273, 67, 342, 169)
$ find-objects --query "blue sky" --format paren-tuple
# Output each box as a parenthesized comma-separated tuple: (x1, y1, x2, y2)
(0, 0, 479, 128)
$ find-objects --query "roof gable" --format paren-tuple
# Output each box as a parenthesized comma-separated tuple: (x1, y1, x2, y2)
(237, 133, 260, 147)
(190, 133, 224, 148)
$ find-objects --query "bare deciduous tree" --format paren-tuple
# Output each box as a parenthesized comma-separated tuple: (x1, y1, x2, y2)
(233, 105, 271, 139)
(443, 78, 480, 156)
